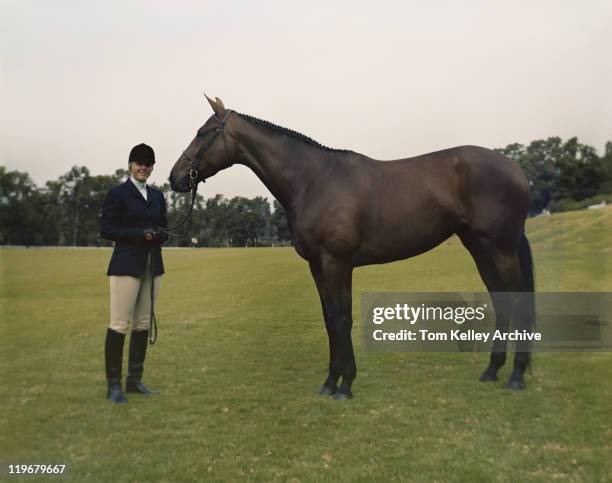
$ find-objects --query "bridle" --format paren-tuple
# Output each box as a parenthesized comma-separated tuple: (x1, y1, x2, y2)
(163, 109, 234, 237)
(183, 109, 234, 189)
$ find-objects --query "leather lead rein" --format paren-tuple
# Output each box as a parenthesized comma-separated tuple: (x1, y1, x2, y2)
(150, 110, 233, 344)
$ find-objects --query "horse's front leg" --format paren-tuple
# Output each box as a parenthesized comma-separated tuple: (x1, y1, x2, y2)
(310, 263, 339, 396)
(310, 257, 356, 400)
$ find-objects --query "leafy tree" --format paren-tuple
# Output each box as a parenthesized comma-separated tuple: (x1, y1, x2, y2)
(552, 137, 602, 202)
(224, 197, 266, 247)
(202, 194, 231, 246)
(0, 167, 46, 245)
(270, 200, 292, 243)
(600, 141, 612, 194)
(250, 196, 272, 245)
(49, 166, 126, 246)
(498, 137, 608, 215)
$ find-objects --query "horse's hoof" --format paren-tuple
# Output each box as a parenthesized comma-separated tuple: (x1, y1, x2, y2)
(333, 391, 353, 401)
(318, 385, 337, 396)
(505, 380, 526, 390)
(479, 372, 498, 382)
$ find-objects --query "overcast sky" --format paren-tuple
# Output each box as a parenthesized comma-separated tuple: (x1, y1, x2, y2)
(1, 0, 610, 199)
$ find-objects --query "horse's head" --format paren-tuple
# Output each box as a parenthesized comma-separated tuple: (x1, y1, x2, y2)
(169, 94, 236, 192)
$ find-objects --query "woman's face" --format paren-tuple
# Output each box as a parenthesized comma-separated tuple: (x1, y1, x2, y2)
(130, 162, 153, 182)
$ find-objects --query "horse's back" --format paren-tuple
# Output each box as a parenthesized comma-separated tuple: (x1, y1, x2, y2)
(293, 145, 529, 265)
(377, 145, 529, 230)
(365, 145, 528, 260)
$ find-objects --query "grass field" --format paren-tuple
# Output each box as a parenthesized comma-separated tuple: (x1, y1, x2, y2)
(1, 207, 611, 482)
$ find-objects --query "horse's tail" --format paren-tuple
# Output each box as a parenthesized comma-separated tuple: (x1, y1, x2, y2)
(518, 232, 536, 368)
(518, 232, 535, 294)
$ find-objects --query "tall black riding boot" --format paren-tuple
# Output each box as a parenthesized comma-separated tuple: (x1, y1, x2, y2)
(126, 330, 158, 395)
(105, 328, 127, 403)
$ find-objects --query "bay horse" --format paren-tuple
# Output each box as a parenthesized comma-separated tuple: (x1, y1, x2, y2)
(169, 95, 535, 399)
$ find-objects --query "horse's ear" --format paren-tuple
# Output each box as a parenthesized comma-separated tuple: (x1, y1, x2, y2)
(204, 92, 225, 116)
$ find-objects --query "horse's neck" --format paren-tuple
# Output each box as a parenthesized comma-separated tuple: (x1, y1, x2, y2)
(232, 118, 328, 208)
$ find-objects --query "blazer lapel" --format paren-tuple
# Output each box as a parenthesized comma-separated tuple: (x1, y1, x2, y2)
(125, 179, 147, 202)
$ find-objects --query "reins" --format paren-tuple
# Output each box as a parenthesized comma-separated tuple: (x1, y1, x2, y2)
(148, 249, 158, 344)
(149, 109, 233, 345)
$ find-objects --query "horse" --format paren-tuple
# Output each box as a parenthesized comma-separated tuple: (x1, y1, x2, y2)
(169, 95, 535, 400)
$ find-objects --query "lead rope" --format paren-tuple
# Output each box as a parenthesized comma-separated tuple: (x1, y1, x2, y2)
(159, 185, 198, 239)
(147, 185, 196, 346)
(148, 110, 234, 344)
(148, 248, 158, 345)
(147, 160, 197, 346)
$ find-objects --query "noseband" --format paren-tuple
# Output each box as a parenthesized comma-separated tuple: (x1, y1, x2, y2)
(182, 109, 234, 190)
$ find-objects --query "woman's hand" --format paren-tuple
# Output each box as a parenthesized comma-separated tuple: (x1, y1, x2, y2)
(144, 228, 165, 243)
(144, 228, 156, 241)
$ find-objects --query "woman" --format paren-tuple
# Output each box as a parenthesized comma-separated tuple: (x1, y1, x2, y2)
(99, 143, 168, 403)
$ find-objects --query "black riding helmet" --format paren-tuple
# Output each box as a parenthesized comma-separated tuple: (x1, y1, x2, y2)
(128, 143, 155, 166)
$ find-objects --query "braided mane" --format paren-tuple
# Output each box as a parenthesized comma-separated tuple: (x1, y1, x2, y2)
(237, 112, 350, 153)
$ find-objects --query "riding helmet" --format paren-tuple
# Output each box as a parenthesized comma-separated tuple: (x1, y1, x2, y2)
(128, 143, 155, 166)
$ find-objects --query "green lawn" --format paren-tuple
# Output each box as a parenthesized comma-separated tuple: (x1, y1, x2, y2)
(1, 207, 611, 482)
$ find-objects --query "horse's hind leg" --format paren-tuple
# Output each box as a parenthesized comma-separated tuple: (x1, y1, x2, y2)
(489, 250, 532, 389)
(459, 233, 527, 387)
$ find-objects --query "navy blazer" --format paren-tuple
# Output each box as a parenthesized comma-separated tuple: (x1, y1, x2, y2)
(100, 179, 169, 276)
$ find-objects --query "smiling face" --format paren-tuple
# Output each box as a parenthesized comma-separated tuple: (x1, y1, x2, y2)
(129, 161, 153, 182)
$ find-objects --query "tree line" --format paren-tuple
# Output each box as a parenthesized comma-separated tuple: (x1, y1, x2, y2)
(1, 136, 610, 246)
(0, 166, 290, 247)
(496, 137, 612, 215)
